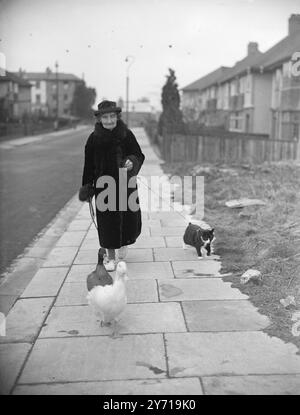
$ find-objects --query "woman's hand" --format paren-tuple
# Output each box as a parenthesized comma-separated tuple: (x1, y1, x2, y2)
(124, 159, 133, 171)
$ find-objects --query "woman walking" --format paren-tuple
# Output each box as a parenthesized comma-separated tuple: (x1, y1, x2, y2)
(80, 100, 145, 271)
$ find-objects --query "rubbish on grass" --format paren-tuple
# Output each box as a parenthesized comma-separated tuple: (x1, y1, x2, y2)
(240, 269, 262, 285)
(225, 198, 266, 208)
(291, 311, 300, 337)
(280, 295, 296, 308)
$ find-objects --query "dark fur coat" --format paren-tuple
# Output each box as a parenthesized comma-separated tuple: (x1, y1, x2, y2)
(82, 119, 145, 249)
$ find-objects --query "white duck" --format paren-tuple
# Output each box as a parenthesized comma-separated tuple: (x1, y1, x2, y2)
(86, 261, 128, 338)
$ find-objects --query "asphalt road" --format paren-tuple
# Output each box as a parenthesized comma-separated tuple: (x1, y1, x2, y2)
(0, 126, 93, 277)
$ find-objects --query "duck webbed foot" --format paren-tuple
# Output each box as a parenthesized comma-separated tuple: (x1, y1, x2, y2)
(111, 320, 123, 339)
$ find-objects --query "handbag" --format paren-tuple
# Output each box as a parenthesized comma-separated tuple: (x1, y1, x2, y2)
(79, 183, 95, 202)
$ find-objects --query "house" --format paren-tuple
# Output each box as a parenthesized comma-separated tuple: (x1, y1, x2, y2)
(0, 69, 32, 121)
(181, 66, 231, 127)
(181, 14, 300, 140)
(217, 41, 267, 134)
(16, 68, 83, 118)
(182, 42, 266, 133)
(258, 14, 300, 140)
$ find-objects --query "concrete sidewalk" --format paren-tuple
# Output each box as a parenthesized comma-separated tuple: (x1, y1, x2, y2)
(1, 127, 300, 395)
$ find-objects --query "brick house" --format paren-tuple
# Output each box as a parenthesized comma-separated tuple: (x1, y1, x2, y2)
(181, 14, 300, 139)
(0, 70, 32, 121)
(258, 14, 300, 140)
(16, 68, 82, 118)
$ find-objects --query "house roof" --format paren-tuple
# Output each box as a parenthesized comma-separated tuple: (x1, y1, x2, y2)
(218, 50, 263, 83)
(16, 72, 82, 82)
(181, 26, 300, 92)
(181, 66, 231, 92)
(256, 30, 300, 70)
(0, 69, 32, 87)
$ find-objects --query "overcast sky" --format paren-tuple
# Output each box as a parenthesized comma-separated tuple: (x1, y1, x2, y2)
(0, 0, 298, 110)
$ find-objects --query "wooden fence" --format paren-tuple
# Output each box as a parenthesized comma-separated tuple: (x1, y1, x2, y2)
(159, 133, 299, 164)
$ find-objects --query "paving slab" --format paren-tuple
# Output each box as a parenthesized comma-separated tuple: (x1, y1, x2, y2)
(158, 279, 248, 301)
(165, 332, 300, 377)
(65, 264, 100, 282)
(22, 246, 50, 259)
(161, 219, 188, 227)
(0, 257, 45, 296)
(148, 212, 187, 220)
(19, 334, 166, 383)
(150, 227, 186, 237)
(154, 247, 199, 261)
(139, 227, 151, 237)
(171, 260, 223, 278)
(42, 247, 78, 267)
(126, 279, 158, 303)
(0, 298, 54, 343)
(129, 236, 166, 249)
(165, 236, 183, 248)
(67, 220, 91, 231)
(75, 206, 91, 220)
(182, 300, 270, 331)
(201, 374, 300, 395)
(63, 262, 174, 284)
(122, 248, 153, 262)
(40, 302, 186, 337)
(141, 211, 149, 220)
(80, 238, 101, 250)
(14, 377, 203, 395)
(0, 343, 31, 395)
(20, 267, 68, 297)
(141, 219, 161, 227)
(56, 231, 86, 247)
(125, 262, 174, 279)
(55, 279, 158, 306)
(84, 230, 99, 240)
(74, 248, 153, 265)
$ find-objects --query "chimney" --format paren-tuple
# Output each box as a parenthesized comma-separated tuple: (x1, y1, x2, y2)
(288, 14, 300, 35)
(247, 42, 259, 56)
(45, 67, 52, 75)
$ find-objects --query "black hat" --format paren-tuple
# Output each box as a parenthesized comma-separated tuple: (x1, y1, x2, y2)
(94, 100, 122, 116)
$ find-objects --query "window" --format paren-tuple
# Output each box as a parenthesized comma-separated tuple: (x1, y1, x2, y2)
(239, 76, 246, 94)
(292, 123, 299, 140)
(64, 81, 69, 89)
(52, 94, 57, 101)
(244, 74, 253, 107)
(229, 111, 244, 132)
(223, 83, 229, 110)
(35, 81, 40, 89)
(52, 83, 57, 90)
(36, 94, 41, 104)
(283, 61, 292, 78)
(64, 94, 68, 101)
(230, 80, 237, 96)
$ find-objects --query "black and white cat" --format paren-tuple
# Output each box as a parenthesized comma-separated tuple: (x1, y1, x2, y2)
(183, 222, 215, 258)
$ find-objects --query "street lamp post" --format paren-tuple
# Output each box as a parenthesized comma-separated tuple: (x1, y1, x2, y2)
(125, 56, 135, 127)
(55, 61, 59, 130)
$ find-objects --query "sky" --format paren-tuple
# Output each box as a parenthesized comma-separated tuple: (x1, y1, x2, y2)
(0, 0, 299, 110)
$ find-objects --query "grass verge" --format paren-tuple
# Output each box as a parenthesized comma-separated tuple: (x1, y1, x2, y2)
(162, 160, 300, 352)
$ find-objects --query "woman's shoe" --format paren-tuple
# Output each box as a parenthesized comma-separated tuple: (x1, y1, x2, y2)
(118, 246, 128, 260)
(104, 259, 116, 271)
